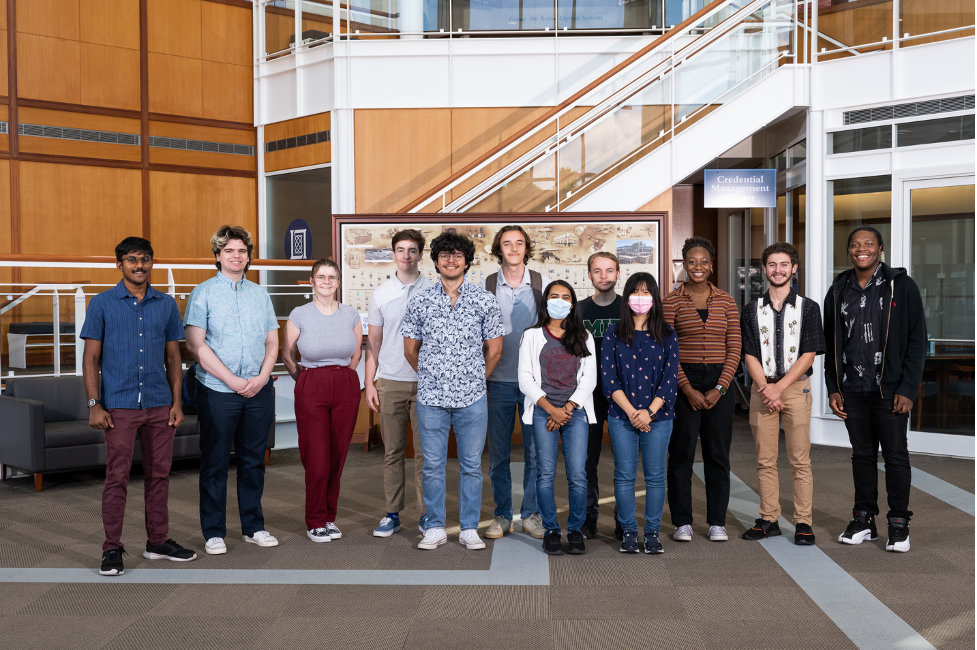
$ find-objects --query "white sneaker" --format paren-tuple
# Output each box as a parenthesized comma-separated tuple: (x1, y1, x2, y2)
(672, 525, 693, 542)
(418, 527, 448, 550)
(459, 529, 486, 550)
(708, 525, 728, 541)
(243, 530, 279, 547)
(324, 522, 342, 540)
(307, 527, 331, 543)
(204, 537, 226, 555)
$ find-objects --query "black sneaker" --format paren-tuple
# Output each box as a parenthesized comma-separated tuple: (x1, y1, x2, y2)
(567, 530, 586, 555)
(144, 539, 198, 562)
(99, 547, 127, 576)
(614, 519, 624, 541)
(643, 530, 663, 554)
(542, 530, 564, 555)
(580, 516, 598, 539)
(885, 518, 910, 553)
(838, 509, 878, 545)
(619, 530, 639, 554)
(742, 518, 782, 541)
(794, 523, 816, 546)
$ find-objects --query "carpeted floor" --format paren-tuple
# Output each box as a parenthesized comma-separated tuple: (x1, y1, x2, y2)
(0, 413, 973, 650)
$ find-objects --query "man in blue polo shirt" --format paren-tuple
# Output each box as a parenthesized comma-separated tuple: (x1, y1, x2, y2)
(82, 237, 196, 577)
(184, 225, 280, 556)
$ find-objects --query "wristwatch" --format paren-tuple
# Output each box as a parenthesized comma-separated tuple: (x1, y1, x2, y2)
(646, 407, 658, 421)
(87, 398, 100, 409)
(714, 385, 727, 396)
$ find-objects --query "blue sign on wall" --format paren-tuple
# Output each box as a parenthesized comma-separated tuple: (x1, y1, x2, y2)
(703, 169, 777, 208)
(285, 219, 313, 260)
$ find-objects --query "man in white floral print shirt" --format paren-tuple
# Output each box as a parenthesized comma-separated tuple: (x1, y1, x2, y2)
(740, 243, 825, 546)
(402, 232, 505, 551)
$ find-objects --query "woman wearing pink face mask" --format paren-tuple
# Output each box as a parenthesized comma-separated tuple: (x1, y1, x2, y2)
(600, 272, 679, 554)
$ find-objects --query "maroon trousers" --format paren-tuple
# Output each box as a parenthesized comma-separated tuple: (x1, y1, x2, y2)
(294, 365, 361, 528)
(102, 406, 175, 552)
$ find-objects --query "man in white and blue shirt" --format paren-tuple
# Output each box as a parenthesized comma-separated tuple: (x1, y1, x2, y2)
(402, 233, 505, 551)
(184, 226, 280, 556)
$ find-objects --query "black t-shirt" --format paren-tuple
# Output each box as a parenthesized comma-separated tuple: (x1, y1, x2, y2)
(579, 295, 622, 393)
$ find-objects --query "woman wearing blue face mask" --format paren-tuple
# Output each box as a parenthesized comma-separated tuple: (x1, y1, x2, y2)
(518, 280, 597, 556)
(602, 272, 679, 555)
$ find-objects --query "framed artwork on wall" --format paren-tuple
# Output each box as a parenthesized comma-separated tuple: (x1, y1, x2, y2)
(333, 212, 668, 331)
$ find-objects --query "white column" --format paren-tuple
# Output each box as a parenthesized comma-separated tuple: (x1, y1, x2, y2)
(52, 289, 61, 377)
(400, 0, 423, 39)
(294, 0, 304, 51)
(74, 288, 86, 376)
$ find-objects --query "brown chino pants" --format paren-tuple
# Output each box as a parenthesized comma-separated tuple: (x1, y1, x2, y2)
(748, 376, 814, 525)
(376, 378, 424, 514)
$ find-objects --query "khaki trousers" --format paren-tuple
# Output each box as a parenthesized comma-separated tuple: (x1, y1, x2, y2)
(377, 378, 424, 514)
(748, 376, 813, 525)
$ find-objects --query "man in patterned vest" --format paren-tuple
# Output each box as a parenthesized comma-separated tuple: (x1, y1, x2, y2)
(740, 242, 825, 546)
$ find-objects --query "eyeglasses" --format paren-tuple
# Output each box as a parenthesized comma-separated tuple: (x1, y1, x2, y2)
(314, 275, 338, 283)
(124, 256, 153, 264)
(437, 252, 465, 261)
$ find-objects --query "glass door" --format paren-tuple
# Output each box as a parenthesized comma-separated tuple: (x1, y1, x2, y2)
(904, 177, 975, 436)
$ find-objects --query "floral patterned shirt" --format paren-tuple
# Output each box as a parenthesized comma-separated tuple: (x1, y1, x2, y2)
(741, 289, 825, 379)
(600, 323, 680, 422)
(401, 280, 506, 408)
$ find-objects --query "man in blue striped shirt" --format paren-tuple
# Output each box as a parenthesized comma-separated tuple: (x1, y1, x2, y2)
(81, 237, 197, 577)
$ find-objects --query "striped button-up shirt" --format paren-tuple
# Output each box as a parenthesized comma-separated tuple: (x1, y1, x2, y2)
(662, 281, 742, 390)
(80, 281, 184, 410)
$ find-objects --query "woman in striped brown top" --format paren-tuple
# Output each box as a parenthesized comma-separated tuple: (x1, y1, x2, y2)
(662, 237, 741, 543)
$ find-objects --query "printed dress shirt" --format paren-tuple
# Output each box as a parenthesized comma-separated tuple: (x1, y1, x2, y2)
(841, 263, 885, 391)
(80, 281, 184, 410)
(401, 280, 506, 408)
(183, 272, 280, 393)
(741, 289, 825, 379)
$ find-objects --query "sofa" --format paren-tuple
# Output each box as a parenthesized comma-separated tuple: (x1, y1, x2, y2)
(0, 374, 275, 491)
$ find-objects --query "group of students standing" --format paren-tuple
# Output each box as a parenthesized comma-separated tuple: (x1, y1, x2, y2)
(84, 221, 926, 576)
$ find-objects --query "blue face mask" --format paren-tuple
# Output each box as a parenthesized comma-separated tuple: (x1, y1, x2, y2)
(546, 298, 572, 320)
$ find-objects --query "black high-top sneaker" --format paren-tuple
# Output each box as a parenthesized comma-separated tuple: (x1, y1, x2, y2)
(885, 517, 910, 553)
(838, 509, 878, 545)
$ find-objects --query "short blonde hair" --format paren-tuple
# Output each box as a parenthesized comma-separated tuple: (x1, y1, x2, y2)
(587, 251, 619, 271)
(211, 225, 254, 272)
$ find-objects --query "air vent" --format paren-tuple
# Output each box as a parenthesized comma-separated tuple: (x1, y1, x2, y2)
(0, 121, 7, 134)
(265, 130, 331, 153)
(149, 136, 254, 156)
(18, 123, 140, 145)
(844, 95, 975, 125)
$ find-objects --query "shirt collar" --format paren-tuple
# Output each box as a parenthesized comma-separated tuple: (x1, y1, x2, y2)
(112, 280, 160, 301)
(215, 270, 248, 290)
(497, 267, 531, 288)
(394, 272, 425, 289)
(760, 288, 798, 310)
(678, 281, 720, 300)
(436, 278, 474, 296)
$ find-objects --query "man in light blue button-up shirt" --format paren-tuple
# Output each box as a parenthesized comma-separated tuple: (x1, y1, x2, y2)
(184, 225, 280, 555)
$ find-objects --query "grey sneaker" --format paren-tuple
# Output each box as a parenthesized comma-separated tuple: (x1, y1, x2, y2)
(673, 525, 693, 542)
(708, 525, 728, 541)
(522, 513, 545, 539)
(484, 515, 512, 539)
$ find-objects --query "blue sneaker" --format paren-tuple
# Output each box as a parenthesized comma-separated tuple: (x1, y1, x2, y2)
(620, 530, 639, 554)
(373, 516, 401, 537)
(419, 513, 429, 532)
(644, 530, 663, 554)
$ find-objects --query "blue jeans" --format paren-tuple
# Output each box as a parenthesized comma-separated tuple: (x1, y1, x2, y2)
(608, 416, 673, 534)
(534, 407, 589, 533)
(487, 381, 538, 519)
(417, 395, 488, 530)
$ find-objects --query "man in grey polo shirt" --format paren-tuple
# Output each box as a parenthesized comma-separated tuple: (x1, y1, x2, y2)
(364, 229, 432, 537)
(184, 225, 280, 556)
(479, 225, 550, 540)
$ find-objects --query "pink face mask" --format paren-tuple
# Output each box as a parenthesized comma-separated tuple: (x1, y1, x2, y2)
(628, 295, 654, 314)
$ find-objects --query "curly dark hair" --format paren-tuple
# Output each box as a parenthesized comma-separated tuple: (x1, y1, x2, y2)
(532, 280, 592, 358)
(429, 232, 476, 274)
(761, 242, 799, 267)
(682, 236, 715, 261)
(490, 225, 535, 266)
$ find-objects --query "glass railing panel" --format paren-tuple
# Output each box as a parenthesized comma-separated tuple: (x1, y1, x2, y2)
(300, 0, 338, 40)
(816, 0, 892, 61)
(265, 1, 299, 58)
(452, 0, 557, 32)
(557, 0, 664, 31)
(900, 0, 975, 47)
(466, 152, 558, 212)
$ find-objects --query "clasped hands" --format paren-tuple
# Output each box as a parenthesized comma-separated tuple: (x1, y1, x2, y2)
(227, 373, 268, 399)
(545, 402, 577, 431)
(757, 383, 786, 412)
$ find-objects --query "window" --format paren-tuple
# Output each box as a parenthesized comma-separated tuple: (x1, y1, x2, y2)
(897, 115, 975, 147)
(830, 175, 891, 282)
(829, 126, 892, 154)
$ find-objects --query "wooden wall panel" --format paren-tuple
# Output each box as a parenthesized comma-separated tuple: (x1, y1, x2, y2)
(18, 0, 80, 41)
(20, 136, 142, 162)
(19, 162, 143, 256)
(0, 0, 7, 30)
(149, 147, 255, 171)
(150, 120, 255, 146)
(148, 52, 203, 116)
(0, 30, 8, 97)
(17, 34, 82, 103)
(147, 0, 202, 58)
(201, 1, 252, 66)
(264, 113, 331, 173)
(80, 42, 141, 110)
(149, 171, 257, 258)
(19, 107, 140, 133)
(80, 0, 140, 49)
(201, 60, 252, 123)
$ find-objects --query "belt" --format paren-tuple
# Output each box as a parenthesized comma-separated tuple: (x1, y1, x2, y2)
(764, 376, 783, 384)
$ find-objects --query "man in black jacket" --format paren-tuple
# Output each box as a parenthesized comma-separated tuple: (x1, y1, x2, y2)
(824, 226, 926, 553)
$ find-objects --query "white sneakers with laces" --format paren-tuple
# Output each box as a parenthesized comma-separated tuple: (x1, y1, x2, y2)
(418, 527, 448, 550)
(243, 530, 279, 547)
(205, 537, 227, 555)
(459, 529, 486, 550)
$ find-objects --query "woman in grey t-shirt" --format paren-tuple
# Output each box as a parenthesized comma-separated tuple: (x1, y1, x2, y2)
(283, 258, 363, 544)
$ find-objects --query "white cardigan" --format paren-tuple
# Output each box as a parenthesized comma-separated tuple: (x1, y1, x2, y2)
(517, 327, 598, 425)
